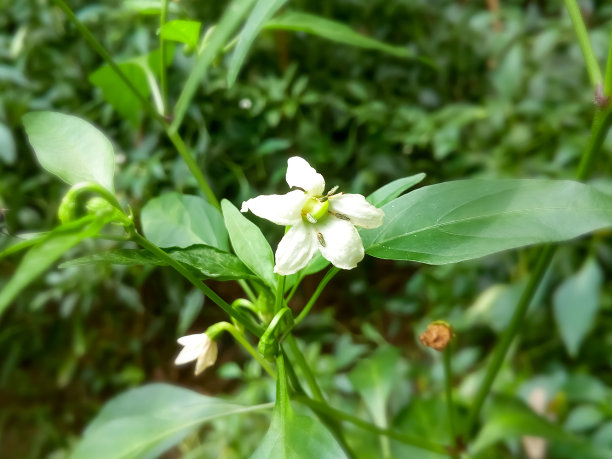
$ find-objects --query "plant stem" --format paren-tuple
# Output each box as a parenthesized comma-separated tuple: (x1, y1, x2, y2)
(465, 244, 555, 436)
(294, 267, 339, 325)
(605, 29, 612, 95)
(53, 0, 166, 125)
(165, 129, 220, 208)
(576, 106, 612, 180)
(443, 346, 458, 458)
(296, 396, 449, 455)
(210, 322, 275, 377)
(238, 279, 257, 303)
(275, 275, 286, 313)
(53, 0, 220, 205)
(284, 334, 326, 402)
(132, 232, 261, 336)
(159, 0, 170, 115)
(564, 0, 603, 88)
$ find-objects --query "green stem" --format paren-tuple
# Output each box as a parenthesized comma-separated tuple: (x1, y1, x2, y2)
(53, 0, 166, 125)
(605, 28, 612, 95)
(284, 334, 325, 402)
(53, 0, 219, 205)
(296, 396, 449, 455)
(576, 107, 612, 180)
(294, 267, 339, 325)
(238, 279, 257, 303)
(132, 232, 261, 336)
(564, 0, 603, 88)
(275, 275, 286, 313)
(159, 0, 169, 115)
(465, 244, 555, 436)
(208, 322, 275, 378)
(166, 129, 220, 209)
(443, 347, 458, 458)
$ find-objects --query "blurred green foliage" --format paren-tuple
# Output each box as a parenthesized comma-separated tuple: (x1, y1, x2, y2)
(2, 0, 612, 457)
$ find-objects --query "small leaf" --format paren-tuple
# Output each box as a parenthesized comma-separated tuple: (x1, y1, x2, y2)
(61, 245, 254, 281)
(564, 405, 605, 433)
(23, 112, 115, 192)
(366, 173, 426, 207)
(363, 179, 612, 265)
(161, 20, 201, 48)
(228, 0, 289, 87)
(553, 258, 603, 357)
(264, 12, 426, 61)
(221, 199, 276, 288)
(72, 383, 271, 459)
(0, 122, 16, 165)
(141, 193, 229, 251)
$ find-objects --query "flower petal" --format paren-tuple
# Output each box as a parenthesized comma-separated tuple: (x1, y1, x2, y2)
(241, 190, 307, 225)
(286, 156, 325, 196)
(329, 194, 384, 228)
(316, 217, 364, 270)
(195, 340, 218, 375)
(175, 336, 205, 365)
(274, 221, 318, 275)
(177, 333, 205, 346)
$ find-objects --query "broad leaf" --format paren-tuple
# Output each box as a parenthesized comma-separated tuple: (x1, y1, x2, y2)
(367, 173, 426, 207)
(221, 199, 276, 288)
(264, 12, 425, 61)
(553, 258, 602, 357)
(0, 217, 106, 316)
(23, 112, 115, 192)
(228, 0, 288, 87)
(141, 193, 229, 251)
(60, 245, 255, 281)
(363, 179, 612, 264)
(161, 20, 201, 48)
(72, 383, 272, 459)
(471, 396, 611, 458)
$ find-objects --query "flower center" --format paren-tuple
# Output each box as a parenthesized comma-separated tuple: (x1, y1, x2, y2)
(301, 197, 329, 222)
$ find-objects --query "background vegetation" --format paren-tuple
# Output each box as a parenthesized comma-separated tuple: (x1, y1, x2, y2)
(1, 0, 612, 457)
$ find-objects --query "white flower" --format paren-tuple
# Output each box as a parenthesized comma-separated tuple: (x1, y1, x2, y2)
(175, 333, 218, 375)
(241, 156, 384, 275)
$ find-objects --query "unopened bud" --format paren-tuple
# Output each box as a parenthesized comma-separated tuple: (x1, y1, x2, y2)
(419, 321, 453, 351)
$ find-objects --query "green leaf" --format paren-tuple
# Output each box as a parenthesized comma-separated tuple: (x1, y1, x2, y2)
(366, 173, 426, 207)
(564, 404, 605, 432)
(264, 12, 425, 61)
(141, 193, 229, 251)
(471, 396, 611, 458)
(553, 258, 603, 357)
(228, 0, 289, 87)
(60, 245, 255, 281)
(0, 218, 105, 317)
(363, 179, 612, 265)
(23, 112, 115, 192)
(221, 199, 276, 288)
(348, 346, 400, 428)
(89, 62, 149, 126)
(252, 411, 347, 459)
(172, 0, 256, 130)
(89, 48, 172, 126)
(72, 383, 272, 459)
(161, 20, 201, 48)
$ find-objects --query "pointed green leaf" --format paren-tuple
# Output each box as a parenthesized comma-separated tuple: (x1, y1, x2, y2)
(228, 0, 288, 87)
(553, 258, 603, 357)
(264, 12, 427, 61)
(221, 199, 276, 288)
(364, 179, 612, 264)
(367, 173, 426, 207)
(23, 112, 115, 192)
(141, 193, 229, 251)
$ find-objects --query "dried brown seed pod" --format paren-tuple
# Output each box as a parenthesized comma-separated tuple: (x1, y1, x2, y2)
(419, 321, 453, 351)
